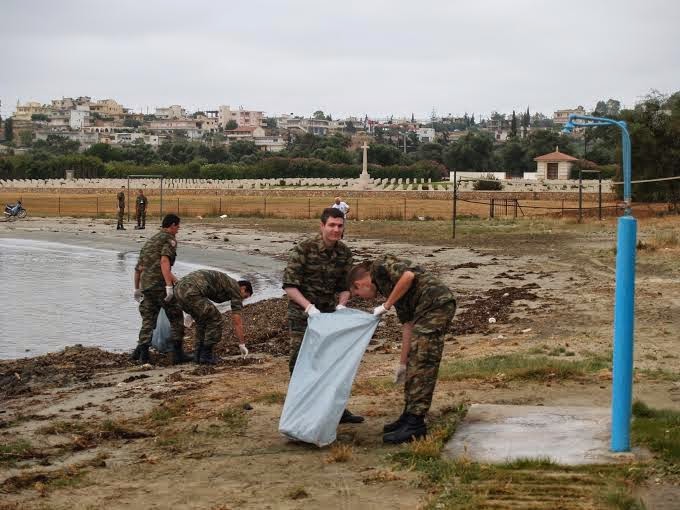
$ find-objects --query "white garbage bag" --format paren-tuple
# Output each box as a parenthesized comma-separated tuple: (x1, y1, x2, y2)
(151, 308, 173, 353)
(278, 308, 379, 447)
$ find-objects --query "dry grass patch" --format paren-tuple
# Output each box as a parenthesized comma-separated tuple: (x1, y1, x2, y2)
(362, 469, 404, 484)
(352, 376, 394, 396)
(252, 391, 286, 405)
(285, 486, 309, 500)
(324, 443, 354, 463)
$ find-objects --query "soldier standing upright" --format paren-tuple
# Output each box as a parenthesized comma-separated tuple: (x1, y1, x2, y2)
(282, 207, 363, 424)
(132, 213, 190, 364)
(116, 186, 126, 230)
(174, 270, 252, 364)
(347, 254, 456, 444)
(135, 189, 147, 230)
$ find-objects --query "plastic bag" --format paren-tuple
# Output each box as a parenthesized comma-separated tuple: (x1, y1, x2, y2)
(151, 308, 173, 353)
(278, 308, 379, 446)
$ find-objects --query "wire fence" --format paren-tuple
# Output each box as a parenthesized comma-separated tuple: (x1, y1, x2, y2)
(2, 191, 632, 222)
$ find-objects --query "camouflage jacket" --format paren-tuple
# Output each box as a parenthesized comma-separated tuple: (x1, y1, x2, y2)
(371, 254, 455, 324)
(282, 234, 353, 324)
(135, 195, 147, 211)
(136, 230, 177, 290)
(117, 192, 125, 208)
(175, 270, 243, 312)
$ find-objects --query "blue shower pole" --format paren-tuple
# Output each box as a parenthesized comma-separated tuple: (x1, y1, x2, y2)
(563, 114, 635, 452)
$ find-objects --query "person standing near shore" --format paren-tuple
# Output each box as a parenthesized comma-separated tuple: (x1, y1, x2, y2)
(135, 189, 147, 230)
(116, 187, 126, 230)
(132, 213, 190, 364)
(282, 207, 363, 424)
(174, 270, 252, 364)
(347, 254, 456, 444)
(330, 197, 350, 239)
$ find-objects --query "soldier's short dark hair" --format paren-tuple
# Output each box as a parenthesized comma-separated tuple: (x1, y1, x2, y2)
(162, 213, 181, 228)
(320, 207, 345, 224)
(347, 261, 372, 288)
(238, 280, 253, 297)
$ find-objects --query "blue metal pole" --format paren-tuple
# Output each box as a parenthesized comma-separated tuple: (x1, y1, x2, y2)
(611, 215, 637, 451)
(565, 114, 636, 452)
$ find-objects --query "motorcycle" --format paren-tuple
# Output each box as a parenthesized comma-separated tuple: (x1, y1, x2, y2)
(3, 203, 28, 221)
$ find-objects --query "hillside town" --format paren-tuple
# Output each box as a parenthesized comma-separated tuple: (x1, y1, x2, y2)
(0, 96, 590, 152)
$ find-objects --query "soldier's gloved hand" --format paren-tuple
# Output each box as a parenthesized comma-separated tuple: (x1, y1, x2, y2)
(335, 304, 347, 310)
(164, 286, 174, 302)
(305, 304, 321, 316)
(394, 363, 407, 385)
(238, 343, 249, 358)
(133, 289, 143, 303)
(373, 304, 388, 316)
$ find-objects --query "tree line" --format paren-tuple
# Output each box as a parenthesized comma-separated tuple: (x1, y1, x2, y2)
(1, 91, 678, 201)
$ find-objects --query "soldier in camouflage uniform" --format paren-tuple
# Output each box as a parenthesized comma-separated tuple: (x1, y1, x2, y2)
(348, 254, 456, 443)
(116, 187, 126, 230)
(282, 207, 363, 424)
(132, 214, 190, 364)
(175, 270, 253, 364)
(135, 189, 147, 230)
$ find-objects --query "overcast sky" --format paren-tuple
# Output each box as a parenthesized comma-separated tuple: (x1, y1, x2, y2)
(1, 0, 679, 120)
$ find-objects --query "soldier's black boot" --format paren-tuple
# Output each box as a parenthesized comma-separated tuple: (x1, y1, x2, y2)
(172, 342, 193, 365)
(199, 345, 218, 365)
(383, 409, 408, 433)
(137, 343, 151, 364)
(339, 409, 364, 424)
(382, 413, 426, 444)
(130, 345, 141, 361)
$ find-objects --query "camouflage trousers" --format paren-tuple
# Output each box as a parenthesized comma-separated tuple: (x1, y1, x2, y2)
(138, 287, 184, 347)
(136, 209, 146, 228)
(175, 291, 224, 348)
(404, 300, 457, 416)
(117, 209, 124, 228)
(288, 320, 307, 375)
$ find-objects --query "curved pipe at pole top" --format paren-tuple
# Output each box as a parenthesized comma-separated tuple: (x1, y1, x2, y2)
(563, 114, 632, 214)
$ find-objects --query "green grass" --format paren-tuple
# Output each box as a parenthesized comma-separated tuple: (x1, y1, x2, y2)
(603, 489, 647, 510)
(637, 368, 680, 382)
(147, 399, 187, 425)
(632, 401, 680, 463)
(0, 439, 34, 465)
(38, 420, 89, 435)
(498, 457, 558, 470)
(438, 353, 610, 382)
(218, 406, 248, 433)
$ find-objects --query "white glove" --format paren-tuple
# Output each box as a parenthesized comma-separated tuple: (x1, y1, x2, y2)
(183, 313, 194, 328)
(394, 364, 407, 385)
(373, 304, 388, 316)
(133, 289, 143, 303)
(164, 286, 174, 302)
(305, 304, 321, 316)
(238, 343, 249, 358)
(335, 304, 347, 310)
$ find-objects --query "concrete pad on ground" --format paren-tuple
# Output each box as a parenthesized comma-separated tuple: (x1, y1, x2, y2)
(443, 404, 640, 465)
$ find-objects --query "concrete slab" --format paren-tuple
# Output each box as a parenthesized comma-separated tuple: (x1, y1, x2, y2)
(443, 404, 638, 465)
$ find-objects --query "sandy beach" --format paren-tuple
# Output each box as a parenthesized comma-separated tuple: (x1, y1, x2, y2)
(1, 214, 679, 509)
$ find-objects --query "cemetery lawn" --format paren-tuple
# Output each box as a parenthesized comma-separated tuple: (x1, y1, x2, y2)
(1, 214, 679, 509)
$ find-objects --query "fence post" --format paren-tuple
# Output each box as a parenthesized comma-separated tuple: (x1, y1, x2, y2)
(177, 197, 180, 214)
(58, 196, 61, 216)
(219, 197, 222, 215)
(96, 196, 99, 216)
(308, 198, 311, 219)
(356, 198, 359, 220)
(264, 196, 267, 217)
(403, 197, 406, 220)
(513, 199, 518, 219)
(489, 198, 494, 219)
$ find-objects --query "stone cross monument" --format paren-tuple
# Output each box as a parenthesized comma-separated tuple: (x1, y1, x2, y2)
(356, 142, 371, 189)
